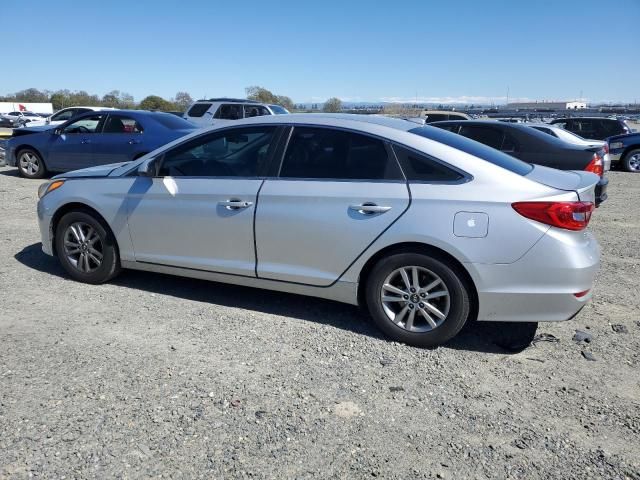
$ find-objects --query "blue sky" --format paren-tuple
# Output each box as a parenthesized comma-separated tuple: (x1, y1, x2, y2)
(4, 0, 639, 104)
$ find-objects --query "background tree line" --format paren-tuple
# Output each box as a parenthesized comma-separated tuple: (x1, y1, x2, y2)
(0, 86, 344, 114)
(0, 88, 196, 113)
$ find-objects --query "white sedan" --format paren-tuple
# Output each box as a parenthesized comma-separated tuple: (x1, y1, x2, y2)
(25, 106, 114, 128)
(0, 111, 44, 127)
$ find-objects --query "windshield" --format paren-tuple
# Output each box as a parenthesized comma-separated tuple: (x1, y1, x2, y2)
(152, 112, 196, 130)
(409, 126, 534, 176)
(269, 105, 289, 115)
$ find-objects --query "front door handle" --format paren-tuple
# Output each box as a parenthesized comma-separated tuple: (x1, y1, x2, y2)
(128, 139, 141, 145)
(219, 199, 253, 210)
(81, 139, 91, 144)
(349, 203, 392, 215)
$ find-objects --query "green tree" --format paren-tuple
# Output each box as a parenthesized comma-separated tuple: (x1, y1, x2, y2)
(139, 95, 174, 111)
(173, 91, 193, 112)
(275, 95, 294, 111)
(245, 86, 277, 104)
(323, 97, 342, 113)
(102, 90, 122, 108)
(13, 88, 49, 103)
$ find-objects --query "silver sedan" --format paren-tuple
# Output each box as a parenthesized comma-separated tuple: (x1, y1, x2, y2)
(35, 114, 601, 347)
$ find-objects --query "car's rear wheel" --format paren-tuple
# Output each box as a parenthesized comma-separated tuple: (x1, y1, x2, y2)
(17, 149, 46, 179)
(365, 252, 470, 347)
(54, 211, 121, 284)
(622, 149, 640, 173)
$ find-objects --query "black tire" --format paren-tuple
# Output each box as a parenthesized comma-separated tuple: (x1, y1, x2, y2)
(365, 252, 471, 348)
(17, 148, 46, 179)
(622, 148, 640, 173)
(54, 210, 121, 284)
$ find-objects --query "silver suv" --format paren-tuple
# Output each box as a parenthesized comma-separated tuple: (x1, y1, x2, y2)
(183, 98, 289, 127)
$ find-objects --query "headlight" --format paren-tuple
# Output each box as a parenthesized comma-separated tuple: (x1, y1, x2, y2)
(609, 141, 624, 150)
(38, 179, 65, 199)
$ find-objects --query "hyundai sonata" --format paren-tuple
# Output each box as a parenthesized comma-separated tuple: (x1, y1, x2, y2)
(35, 114, 600, 347)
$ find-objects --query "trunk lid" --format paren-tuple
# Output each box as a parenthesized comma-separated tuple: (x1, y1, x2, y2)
(525, 164, 600, 204)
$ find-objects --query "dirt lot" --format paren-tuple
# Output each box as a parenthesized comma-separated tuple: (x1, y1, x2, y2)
(0, 166, 638, 479)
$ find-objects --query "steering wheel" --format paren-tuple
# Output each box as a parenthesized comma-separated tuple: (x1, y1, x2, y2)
(76, 126, 90, 133)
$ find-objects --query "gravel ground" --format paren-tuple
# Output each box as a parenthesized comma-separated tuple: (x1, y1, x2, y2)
(0, 165, 639, 479)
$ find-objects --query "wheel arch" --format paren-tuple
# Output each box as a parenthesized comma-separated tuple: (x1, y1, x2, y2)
(50, 202, 119, 258)
(621, 145, 640, 162)
(356, 242, 478, 321)
(15, 144, 46, 168)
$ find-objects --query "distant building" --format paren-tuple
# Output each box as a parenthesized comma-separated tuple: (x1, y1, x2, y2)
(507, 101, 587, 111)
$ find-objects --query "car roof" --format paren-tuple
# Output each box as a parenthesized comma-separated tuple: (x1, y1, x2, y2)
(195, 98, 261, 104)
(551, 117, 623, 122)
(212, 113, 420, 131)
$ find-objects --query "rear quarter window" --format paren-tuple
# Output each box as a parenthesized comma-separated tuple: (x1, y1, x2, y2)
(410, 126, 533, 176)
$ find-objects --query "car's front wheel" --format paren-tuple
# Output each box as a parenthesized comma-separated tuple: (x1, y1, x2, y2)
(54, 211, 121, 284)
(622, 149, 640, 173)
(17, 149, 46, 179)
(365, 252, 471, 347)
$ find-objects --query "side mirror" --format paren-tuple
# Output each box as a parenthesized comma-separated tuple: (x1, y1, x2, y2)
(138, 157, 157, 177)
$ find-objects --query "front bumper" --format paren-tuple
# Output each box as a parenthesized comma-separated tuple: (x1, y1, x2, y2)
(471, 227, 600, 322)
(37, 199, 54, 256)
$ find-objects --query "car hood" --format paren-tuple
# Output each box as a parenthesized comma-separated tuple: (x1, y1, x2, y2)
(11, 125, 54, 137)
(53, 162, 131, 179)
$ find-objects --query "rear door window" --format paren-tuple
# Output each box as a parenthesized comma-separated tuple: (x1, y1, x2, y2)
(214, 104, 244, 120)
(243, 105, 270, 118)
(186, 103, 212, 117)
(279, 127, 403, 180)
(103, 115, 143, 133)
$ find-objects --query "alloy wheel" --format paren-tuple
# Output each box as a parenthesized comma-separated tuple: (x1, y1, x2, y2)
(380, 266, 450, 332)
(628, 153, 640, 172)
(18, 152, 41, 176)
(63, 222, 104, 273)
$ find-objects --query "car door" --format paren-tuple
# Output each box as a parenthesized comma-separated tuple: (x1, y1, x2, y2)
(46, 113, 105, 171)
(255, 126, 410, 286)
(126, 125, 281, 276)
(91, 114, 145, 165)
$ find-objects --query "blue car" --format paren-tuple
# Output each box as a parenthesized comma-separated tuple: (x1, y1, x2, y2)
(6, 110, 196, 178)
(608, 132, 640, 172)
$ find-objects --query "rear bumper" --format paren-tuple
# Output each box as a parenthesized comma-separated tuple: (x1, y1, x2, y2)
(609, 151, 622, 162)
(470, 228, 600, 322)
(595, 176, 608, 207)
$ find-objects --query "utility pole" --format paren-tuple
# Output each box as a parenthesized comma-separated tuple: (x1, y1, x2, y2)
(506, 86, 509, 106)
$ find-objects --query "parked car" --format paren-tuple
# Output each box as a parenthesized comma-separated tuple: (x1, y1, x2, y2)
(550, 117, 634, 140)
(6, 110, 196, 178)
(0, 111, 43, 127)
(431, 120, 608, 206)
(183, 98, 289, 127)
(24, 106, 114, 128)
(608, 132, 640, 172)
(527, 123, 611, 171)
(422, 110, 470, 123)
(35, 114, 600, 348)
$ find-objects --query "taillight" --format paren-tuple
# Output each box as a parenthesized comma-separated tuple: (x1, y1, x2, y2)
(585, 152, 604, 176)
(512, 201, 594, 231)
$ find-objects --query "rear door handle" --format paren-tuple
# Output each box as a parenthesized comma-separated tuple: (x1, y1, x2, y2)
(81, 139, 91, 144)
(218, 199, 253, 210)
(349, 203, 392, 215)
(128, 139, 141, 145)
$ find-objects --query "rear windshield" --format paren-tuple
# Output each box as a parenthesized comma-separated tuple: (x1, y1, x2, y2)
(152, 113, 195, 130)
(409, 126, 534, 176)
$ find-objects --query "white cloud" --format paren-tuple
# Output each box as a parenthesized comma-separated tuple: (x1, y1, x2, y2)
(379, 95, 535, 105)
